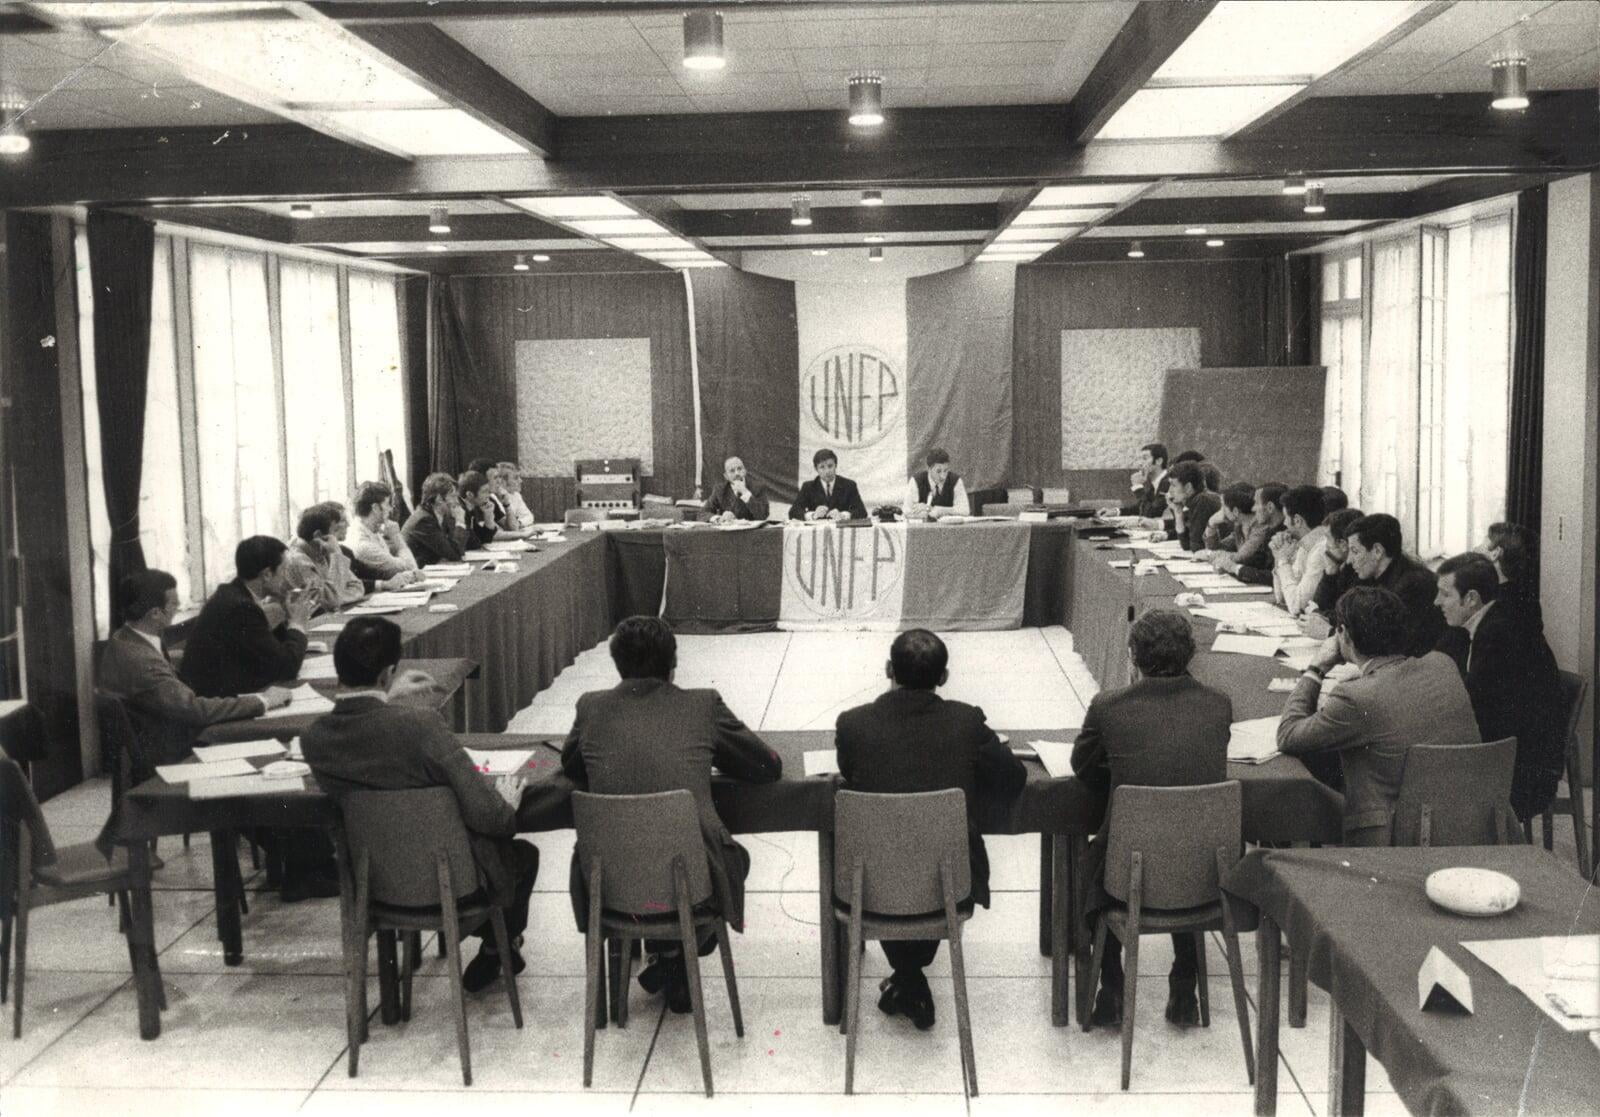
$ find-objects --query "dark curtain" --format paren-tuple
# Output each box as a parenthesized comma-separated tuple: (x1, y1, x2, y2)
(428, 276, 491, 478)
(86, 210, 155, 625)
(1507, 185, 1548, 592)
(1285, 254, 1320, 366)
(689, 268, 800, 503)
(399, 275, 430, 502)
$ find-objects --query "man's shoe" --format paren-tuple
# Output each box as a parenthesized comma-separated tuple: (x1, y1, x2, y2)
(1165, 977, 1201, 1027)
(280, 869, 340, 904)
(875, 975, 935, 1030)
(1090, 984, 1124, 1028)
(462, 946, 526, 994)
(665, 957, 692, 1014)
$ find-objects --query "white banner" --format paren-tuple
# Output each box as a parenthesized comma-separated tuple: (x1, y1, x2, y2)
(778, 522, 906, 631)
(795, 279, 908, 510)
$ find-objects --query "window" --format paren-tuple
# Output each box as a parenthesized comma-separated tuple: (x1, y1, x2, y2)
(1318, 250, 1362, 495)
(75, 228, 113, 635)
(280, 259, 349, 515)
(348, 270, 408, 493)
(1363, 233, 1421, 538)
(141, 238, 191, 606)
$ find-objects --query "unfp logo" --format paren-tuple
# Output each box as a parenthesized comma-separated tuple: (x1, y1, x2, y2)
(803, 345, 901, 448)
(785, 522, 904, 620)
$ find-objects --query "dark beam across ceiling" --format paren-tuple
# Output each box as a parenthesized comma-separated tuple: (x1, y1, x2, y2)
(374, 249, 668, 275)
(1067, 0, 1217, 144)
(1038, 234, 1330, 264)
(672, 203, 999, 238)
(131, 204, 295, 244)
(288, 212, 579, 245)
(702, 237, 987, 252)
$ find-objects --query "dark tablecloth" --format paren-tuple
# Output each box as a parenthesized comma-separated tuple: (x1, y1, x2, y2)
(1225, 846, 1600, 1116)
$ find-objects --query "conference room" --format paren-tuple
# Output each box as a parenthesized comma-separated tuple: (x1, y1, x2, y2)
(1, 1, 1597, 1114)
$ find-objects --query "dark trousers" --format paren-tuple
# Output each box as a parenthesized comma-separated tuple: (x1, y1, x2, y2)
(570, 837, 752, 953)
(1099, 932, 1199, 989)
(471, 839, 539, 945)
(883, 940, 941, 977)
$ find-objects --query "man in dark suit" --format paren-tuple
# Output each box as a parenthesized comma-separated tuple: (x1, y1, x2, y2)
(703, 455, 770, 522)
(1481, 521, 1543, 629)
(1435, 554, 1566, 822)
(1213, 482, 1287, 586)
(304, 617, 539, 992)
(789, 448, 868, 521)
(1072, 610, 1232, 1028)
(180, 535, 315, 699)
(1162, 460, 1222, 552)
(1338, 513, 1445, 657)
(1306, 508, 1365, 630)
(402, 471, 471, 566)
(1124, 442, 1169, 519)
(562, 616, 782, 1012)
(834, 629, 1025, 1030)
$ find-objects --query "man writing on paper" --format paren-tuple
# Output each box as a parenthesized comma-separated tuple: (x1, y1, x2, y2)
(304, 616, 540, 993)
(789, 448, 868, 522)
(904, 447, 970, 521)
(703, 455, 770, 522)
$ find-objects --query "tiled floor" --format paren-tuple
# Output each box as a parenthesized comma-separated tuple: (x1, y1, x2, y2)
(5, 628, 1587, 1115)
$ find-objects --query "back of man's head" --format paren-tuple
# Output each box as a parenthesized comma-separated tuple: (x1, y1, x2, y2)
(1334, 586, 1407, 658)
(609, 616, 676, 680)
(296, 504, 339, 544)
(889, 628, 948, 690)
(1171, 450, 1205, 466)
(353, 481, 391, 518)
(333, 616, 403, 687)
(120, 569, 177, 624)
(1487, 522, 1533, 583)
(1281, 485, 1327, 529)
(1169, 461, 1205, 494)
(1129, 610, 1195, 677)
(1349, 513, 1403, 560)
(1256, 483, 1288, 516)
(236, 536, 288, 582)
(1437, 553, 1501, 604)
(465, 457, 496, 475)
(1199, 462, 1223, 493)
(1324, 508, 1364, 543)
(1221, 482, 1255, 515)
(457, 470, 488, 500)
(1321, 486, 1349, 513)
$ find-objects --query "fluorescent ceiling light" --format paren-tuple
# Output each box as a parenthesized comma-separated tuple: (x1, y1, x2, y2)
(1098, 85, 1302, 140)
(849, 75, 884, 128)
(642, 251, 713, 261)
(1206, 239, 1225, 247)
(861, 191, 883, 207)
(509, 196, 636, 220)
(978, 255, 1035, 263)
(1155, 1, 1424, 84)
(997, 227, 1071, 242)
(513, 254, 529, 271)
(864, 234, 885, 244)
(425, 244, 448, 253)
(1186, 227, 1207, 235)
(321, 108, 527, 156)
(1012, 209, 1097, 226)
(532, 254, 551, 262)
(428, 204, 450, 234)
(812, 249, 830, 256)
(1032, 184, 1146, 207)
(989, 241, 1058, 254)
(669, 260, 727, 268)
(568, 218, 665, 236)
(602, 236, 695, 251)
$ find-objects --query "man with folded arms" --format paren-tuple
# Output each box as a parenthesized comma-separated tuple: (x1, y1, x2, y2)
(790, 448, 869, 522)
(346, 481, 419, 580)
(1269, 485, 1330, 616)
(703, 455, 770, 522)
(303, 616, 539, 992)
(834, 629, 1025, 1030)
(1277, 587, 1480, 845)
(904, 447, 970, 521)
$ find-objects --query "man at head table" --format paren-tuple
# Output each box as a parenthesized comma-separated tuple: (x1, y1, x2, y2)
(904, 447, 970, 521)
(703, 455, 771, 522)
(789, 448, 869, 522)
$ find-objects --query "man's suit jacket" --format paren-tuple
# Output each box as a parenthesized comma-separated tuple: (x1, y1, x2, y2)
(1233, 522, 1284, 586)
(1277, 652, 1481, 844)
(1174, 490, 1223, 552)
(178, 579, 307, 698)
(1071, 673, 1231, 905)
(834, 688, 1026, 909)
(1441, 603, 1566, 821)
(561, 677, 782, 930)
(788, 475, 868, 520)
(99, 625, 263, 767)
(402, 507, 468, 566)
(302, 696, 521, 906)
(703, 480, 770, 521)
(1125, 472, 1170, 519)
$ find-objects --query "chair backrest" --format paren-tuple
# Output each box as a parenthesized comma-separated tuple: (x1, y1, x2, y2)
(833, 788, 971, 916)
(0, 755, 55, 870)
(572, 789, 713, 916)
(340, 787, 480, 907)
(95, 692, 143, 793)
(1103, 781, 1242, 910)
(1391, 737, 1517, 847)
(1558, 671, 1588, 753)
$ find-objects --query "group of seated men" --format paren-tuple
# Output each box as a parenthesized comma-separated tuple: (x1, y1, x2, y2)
(702, 446, 971, 523)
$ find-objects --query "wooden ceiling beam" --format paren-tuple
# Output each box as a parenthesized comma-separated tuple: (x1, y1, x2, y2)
(1066, 0, 1216, 144)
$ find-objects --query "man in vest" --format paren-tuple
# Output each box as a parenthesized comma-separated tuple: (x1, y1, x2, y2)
(904, 447, 970, 521)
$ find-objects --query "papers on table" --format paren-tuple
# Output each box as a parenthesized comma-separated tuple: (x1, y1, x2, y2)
(1205, 585, 1274, 595)
(1161, 560, 1216, 574)
(1213, 633, 1286, 658)
(536, 532, 567, 543)
(189, 774, 305, 799)
(157, 757, 257, 782)
(311, 619, 350, 632)
(365, 590, 433, 609)
(1268, 677, 1298, 693)
(258, 683, 335, 719)
(422, 563, 472, 577)
(803, 750, 840, 777)
(343, 603, 406, 616)
(299, 655, 338, 680)
(485, 539, 535, 552)
(1026, 739, 1075, 779)
(464, 748, 537, 775)
(1462, 935, 1600, 1031)
(1227, 716, 1280, 764)
(413, 579, 459, 593)
(714, 519, 765, 531)
(1176, 574, 1246, 590)
(463, 549, 499, 560)
(192, 739, 286, 763)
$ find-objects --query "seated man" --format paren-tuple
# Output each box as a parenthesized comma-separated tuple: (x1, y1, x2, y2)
(1269, 485, 1330, 615)
(1125, 442, 1169, 520)
(1340, 513, 1444, 657)
(345, 481, 419, 580)
(1435, 554, 1566, 822)
(1161, 461, 1221, 552)
(495, 462, 538, 531)
(834, 629, 1025, 1030)
(1321, 486, 1350, 513)
(181, 535, 315, 698)
(1201, 482, 1256, 553)
(904, 447, 970, 521)
(457, 470, 503, 546)
(789, 448, 869, 521)
(285, 504, 367, 613)
(562, 616, 782, 1012)
(1305, 508, 1365, 631)
(702, 455, 770, 522)
(1277, 587, 1480, 845)
(304, 616, 539, 992)
(1212, 482, 1286, 584)
(1480, 521, 1543, 628)
(1072, 610, 1231, 1028)
(403, 472, 470, 566)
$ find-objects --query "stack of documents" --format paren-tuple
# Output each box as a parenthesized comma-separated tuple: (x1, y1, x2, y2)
(1227, 717, 1280, 764)
(1161, 560, 1216, 574)
(464, 748, 538, 775)
(1176, 573, 1246, 590)
(158, 738, 301, 797)
(485, 539, 536, 552)
(194, 740, 286, 763)
(259, 683, 335, 719)
(1213, 633, 1284, 658)
(363, 589, 434, 609)
(422, 563, 472, 577)
(1026, 739, 1075, 779)
(463, 549, 499, 560)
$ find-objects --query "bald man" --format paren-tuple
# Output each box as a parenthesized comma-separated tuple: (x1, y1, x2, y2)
(702, 456, 770, 522)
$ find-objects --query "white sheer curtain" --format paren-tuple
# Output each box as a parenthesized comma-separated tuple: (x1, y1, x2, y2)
(280, 259, 349, 517)
(141, 237, 191, 604)
(348, 271, 408, 491)
(74, 227, 112, 635)
(1361, 234, 1421, 541)
(190, 243, 283, 591)
(1462, 214, 1512, 552)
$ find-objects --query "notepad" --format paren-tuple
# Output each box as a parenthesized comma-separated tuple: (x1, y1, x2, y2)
(343, 603, 406, 616)
(485, 539, 536, 551)
(1176, 574, 1245, 590)
(1026, 739, 1074, 779)
(299, 655, 338, 680)
(311, 620, 350, 632)
(189, 774, 305, 799)
(1227, 717, 1280, 764)
(157, 758, 257, 782)
(1213, 633, 1284, 657)
(803, 750, 840, 777)
(192, 739, 286, 763)
(365, 590, 433, 608)
(1205, 585, 1274, 595)
(464, 748, 537, 775)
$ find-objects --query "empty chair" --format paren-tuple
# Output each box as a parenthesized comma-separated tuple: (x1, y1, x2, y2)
(338, 787, 523, 1086)
(832, 788, 978, 1098)
(1085, 781, 1255, 1092)
(1391, 738, 1519, 848)
(572, 790, 743, 1098)
(1537, 672, 1590, 877)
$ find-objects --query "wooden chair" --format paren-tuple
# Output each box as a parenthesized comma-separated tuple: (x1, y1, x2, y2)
(1536, 672, 1590, 877)
(1392, 738, 1520, 847)
(1, 756, 163, 1037)
(338, 787, 523, 1086)
(1086, 781, 1255, 1092)
(832, 788, 978, 1098)
(572, 789, 743, 1098)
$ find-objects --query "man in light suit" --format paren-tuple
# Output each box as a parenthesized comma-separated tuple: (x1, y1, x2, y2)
(1072, 610, 1232, 1028)
(789, 448, 869, 521)
(303, 616, 538, 993)
(562, 616, 782, 1012)
(1277, 586, 1481, 845)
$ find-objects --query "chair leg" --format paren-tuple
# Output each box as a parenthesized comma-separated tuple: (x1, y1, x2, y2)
(674, 859, 714, 1099)
(1120, 854, 1144, 1092)
(843, 867, 863, 1096)
(435, 858, 472, 1088)
(346, 924, 368, 1078)
(943, 862, 978, 1099)
(606, 939, 625, 1025)
(1541, 808, 1555, 851)
(398, 930, 415, 1023)
(13, 832, 32, 1039)
(1084, 917, 1109, 1033)
(182, 832, 191, 852)
(1571, 779, 1592, 880)
(1217, 850, 1256, 1085)
(714, 922, 743, 1038)
(0, 912, 10, 1004)
(614, 935, 633, 1029)
(583, 861, 603, 1088)
(488, 908, 523, 1029)
(1193, 931, 1211, 1027)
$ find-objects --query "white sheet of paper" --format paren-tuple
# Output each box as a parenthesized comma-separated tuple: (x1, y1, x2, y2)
(366, 590, 433, 607)
(1278, 647, 1317, 671)
(258, 684, 335, 719)
(485, 539, 535, 551)
(1027, 739, 1075, 779)
(311, 620, 350, 632)
(464, 748, 537, 775)
(803, 750, 840, 777)
(1250, 622, 1306, 638)
(1161, 561, 1216, 574)
(157, 758, 258, 782)
(1177, 574, 1245, 590)
(192, 739, 286, 763)
(1417, 946, 1474, 1014)
(463, 549, 498, 560)
(1463, 935, 1600, 1031)
(298, 655, 338, 680)
(1213, 633, 1284, 657)
(1205, 585, 1275, 595)
(189, 775, 305, 799)
(342, 604, 406, 616)
(422, 563, 472, 576)
(1227, 717, 1280, 764)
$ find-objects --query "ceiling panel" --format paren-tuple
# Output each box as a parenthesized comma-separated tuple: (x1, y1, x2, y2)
(334, 239, 602, 254)
(1149, 174, 1453, 198)
(669, 187, 1007, 209)
(701, 230, 985, 246)
(1083, 220, 1370, 237)
(243, 199, 516, 218)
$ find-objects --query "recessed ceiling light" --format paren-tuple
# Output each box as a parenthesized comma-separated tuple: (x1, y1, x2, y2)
(1127, 241, 1145, 259)
(428, 204, 450, 234)
(1303, 184, 1327, 214)
(861, 190, 884, 207)
(425, 243, 448, 253)
(791, 194, 812, 227)
(289, 202, 315, 220)
(0, 98, 30, 156)
(1206, 239, 1225, 247)
(1282, 178, 1308, 196)
(848, 74, 884, 127)
(1185, 226, 1207, 235)
(513, 254, 529, 271)
(811, 249, 829, 256)
(532, 254, 550, 263)
(1099, 84, 1302, 140)
(868, 246, 884, 262)
(510, 196, 636, 219)
(1156, 0, 1421, 84)
(990, 241, 1057, 254)
(1490, 55, 1530, 111)
(864, 234, 885, 243)
(682, 10, 725, 71)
